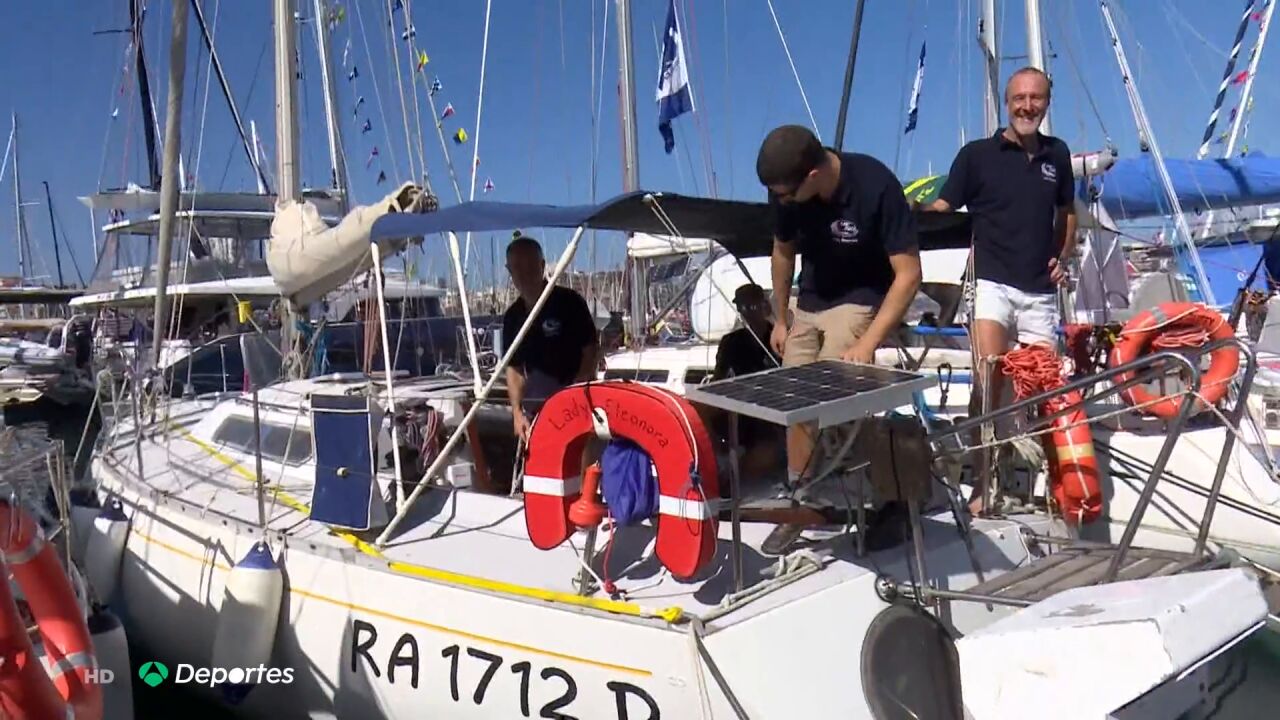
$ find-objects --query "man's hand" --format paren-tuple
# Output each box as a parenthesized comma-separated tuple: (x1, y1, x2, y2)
(770, 322, 790, 357)
(1048, 257, 1068, 286)
(841, 338, 877, 365)
(513, 411, 531, 443)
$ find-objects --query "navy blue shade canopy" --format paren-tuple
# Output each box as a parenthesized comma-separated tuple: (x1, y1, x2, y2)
(370, 190, 973, 258)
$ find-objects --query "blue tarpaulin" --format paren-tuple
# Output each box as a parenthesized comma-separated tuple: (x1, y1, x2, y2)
(1098, 153, 1280, 221)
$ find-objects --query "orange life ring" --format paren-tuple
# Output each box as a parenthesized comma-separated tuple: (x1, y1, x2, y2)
(1109, 302, 1239, 419)
(522, 381, 719, 579)
(0, 501, 103, 720)
(1042, 390, 1103, 525)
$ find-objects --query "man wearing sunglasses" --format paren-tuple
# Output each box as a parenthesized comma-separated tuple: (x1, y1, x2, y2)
(756, 125, 922, 552)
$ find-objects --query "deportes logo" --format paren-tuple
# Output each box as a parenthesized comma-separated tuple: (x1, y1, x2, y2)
(138, 661, 169, 687)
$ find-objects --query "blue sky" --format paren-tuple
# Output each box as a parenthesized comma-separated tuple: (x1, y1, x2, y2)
(1, 0, 1277, 287)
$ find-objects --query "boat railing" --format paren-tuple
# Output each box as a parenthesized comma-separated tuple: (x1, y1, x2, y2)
(922, 337, 1256, 603)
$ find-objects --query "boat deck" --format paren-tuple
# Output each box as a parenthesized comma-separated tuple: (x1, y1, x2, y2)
(95, 379, 1051, 627)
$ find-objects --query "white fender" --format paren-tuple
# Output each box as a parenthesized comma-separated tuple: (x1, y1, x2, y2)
(211, 541, 284, 704)
(84, 499, 129, 605)
(70, 502, 99, 566)
(89, 609, 134, 720)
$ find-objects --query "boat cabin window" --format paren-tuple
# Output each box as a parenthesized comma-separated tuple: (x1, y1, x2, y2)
(212, 416, 313, 465)
(602, 368, 670, 383)
(166, 336, 246, 397)
(683, 368, 711, 386)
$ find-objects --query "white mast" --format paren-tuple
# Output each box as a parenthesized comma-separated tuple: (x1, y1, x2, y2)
(275, 0, 301, 205)
(311, 0, 350, 214)
(10, 114, 28, 291)
(979, 0, 1001, 135)
(1197, 0, 1275, 242)
(616, 0, 644, 344)
(1098, 0, 1215, 306)
(150, 0, 190, 367)
(1024, 0, 1051, 134)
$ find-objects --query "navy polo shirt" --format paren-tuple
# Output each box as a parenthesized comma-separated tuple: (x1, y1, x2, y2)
(772, 152, 917, 312)
(939, 129, 1074, 294)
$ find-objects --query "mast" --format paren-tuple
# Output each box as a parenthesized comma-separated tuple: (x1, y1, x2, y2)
(42, 181, 64, 288)
(130, 0, 163, 189)
(1024, 0, 1051, 135)
(832, 0, 867, 151)
(1098, 0, 1214, 306)
(615, 0, 643, 345)
(11, 114, 29, 290)
(275, 0, 301, 205)
(979, 0, 1000, 135)
(311, 0, 349, 213)
(150, 0, 190, 367)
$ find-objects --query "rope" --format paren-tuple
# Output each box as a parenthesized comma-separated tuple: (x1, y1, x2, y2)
(763, 0, 821, 140)
(400, 0, 431, 186)
(462, 0, 494, 270)
(352, 0, 405, 181)
(1002, 344, 1065, 401)
(382, 0, 418, 180)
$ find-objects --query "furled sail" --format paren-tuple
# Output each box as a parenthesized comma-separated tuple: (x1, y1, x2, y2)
(267, 183, 437, 307)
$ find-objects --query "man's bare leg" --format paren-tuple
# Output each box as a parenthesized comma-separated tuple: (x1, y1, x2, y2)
(968, 319, 1009, 515)
(786, 421, 818, 488)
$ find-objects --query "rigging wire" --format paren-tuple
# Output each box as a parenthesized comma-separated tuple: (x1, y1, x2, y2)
(526, 1, 546, 202)
(215, 37, 268, 190)
(352, 0, 406, 182)
(401, 0, 432, 190)
(381, 0, 419, 181)
(721, 0, 735, 198)
(892, 0, 920, 175)
(683, 0, 718, 198)
(462, 0, 494, 270)
(1056, 0, 1112, 142)
(763, 0, 822, 141)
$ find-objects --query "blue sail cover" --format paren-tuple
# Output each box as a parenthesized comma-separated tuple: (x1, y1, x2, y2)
(1098, 153, 1280, 221)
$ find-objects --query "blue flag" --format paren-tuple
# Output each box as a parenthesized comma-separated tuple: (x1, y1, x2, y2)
(904, 41, 926, 134)
(656, 0, 693, 154)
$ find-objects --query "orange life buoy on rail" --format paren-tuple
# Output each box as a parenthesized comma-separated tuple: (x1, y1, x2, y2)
(0, 501, 103, 720)
(521, 381, 719, 579)
(1108, 302, 1239, 420)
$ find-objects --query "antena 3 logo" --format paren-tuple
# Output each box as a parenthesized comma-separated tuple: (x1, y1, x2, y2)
(137, 660, 295, 688)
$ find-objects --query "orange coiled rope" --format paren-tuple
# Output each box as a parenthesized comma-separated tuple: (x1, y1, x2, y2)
(1002, 344, 1065, 400)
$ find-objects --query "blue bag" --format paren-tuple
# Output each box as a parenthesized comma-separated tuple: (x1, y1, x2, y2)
(599, 439, 659, 526)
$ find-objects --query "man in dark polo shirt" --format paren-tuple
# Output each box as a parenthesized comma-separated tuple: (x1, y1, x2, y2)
(502, 233, 599, 441)
(757, 125, 922, 551)
(922, 67, 1076, 513)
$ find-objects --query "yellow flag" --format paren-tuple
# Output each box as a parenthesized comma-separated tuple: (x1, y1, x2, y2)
(454, 128, 468, 144)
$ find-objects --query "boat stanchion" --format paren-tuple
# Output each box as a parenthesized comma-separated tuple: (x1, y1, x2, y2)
(727, 410, 743, 593)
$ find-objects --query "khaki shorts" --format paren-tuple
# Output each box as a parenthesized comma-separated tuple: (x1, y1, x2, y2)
(782, 304, 876, 365)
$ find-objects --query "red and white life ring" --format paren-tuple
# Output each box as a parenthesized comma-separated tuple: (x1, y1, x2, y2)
(0, 501, 103, 720)
(1109, 302, 1239, 419)
(522, 381, 720, 579)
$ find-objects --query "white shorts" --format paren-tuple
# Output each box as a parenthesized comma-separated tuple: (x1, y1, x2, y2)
(973, 279, 1059, 345)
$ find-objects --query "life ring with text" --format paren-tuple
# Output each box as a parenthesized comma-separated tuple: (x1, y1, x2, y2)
(522, 381, 719, 579)
(0, 501, 104, 720)
(1109, 302, 1239, 419)
(1042, 391, 1103, 525)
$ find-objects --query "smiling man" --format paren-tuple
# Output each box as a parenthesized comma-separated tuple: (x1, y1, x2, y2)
(756, 125, 922, 553)
(922, 67, 1077, 513)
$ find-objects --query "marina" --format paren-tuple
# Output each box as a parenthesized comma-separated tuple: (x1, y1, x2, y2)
(3, 0, 1280, 718)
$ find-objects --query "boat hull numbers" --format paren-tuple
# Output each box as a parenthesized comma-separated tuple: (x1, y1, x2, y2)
(350, 619, 661, 719)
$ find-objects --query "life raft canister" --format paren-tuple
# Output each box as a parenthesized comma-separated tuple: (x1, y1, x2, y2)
(522, 381, 719, 579)
(0, 501, 104, 720)
(1109, 302, 1239, 420)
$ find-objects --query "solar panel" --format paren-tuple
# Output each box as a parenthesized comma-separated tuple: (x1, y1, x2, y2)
(684, 360, 936, 428)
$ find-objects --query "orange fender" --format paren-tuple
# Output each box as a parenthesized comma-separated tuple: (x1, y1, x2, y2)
(522, 381, 719, 579)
